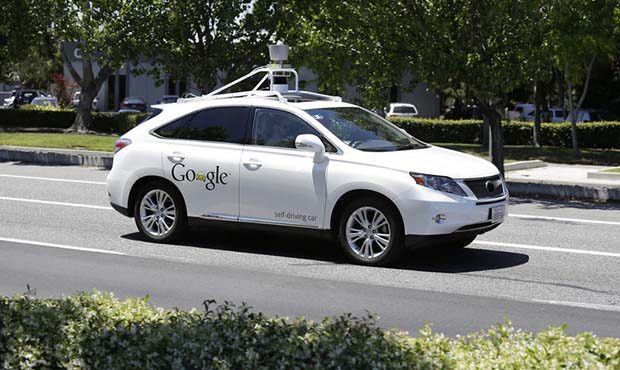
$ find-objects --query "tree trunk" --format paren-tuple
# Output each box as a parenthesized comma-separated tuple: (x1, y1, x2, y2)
(478, 99, 504, 175)
(532, 80, 544, 148)
(567, 54, 596, 159)
(66, 58, 111, 133)
(72, 88, 97, 133)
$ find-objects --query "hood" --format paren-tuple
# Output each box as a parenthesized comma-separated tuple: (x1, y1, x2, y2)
(354, 145, 500, 180)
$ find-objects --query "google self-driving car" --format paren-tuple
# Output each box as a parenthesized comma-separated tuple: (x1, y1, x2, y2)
(106, 45, 508, 266)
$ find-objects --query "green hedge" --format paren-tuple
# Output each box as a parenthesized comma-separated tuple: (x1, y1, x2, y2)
(1, 292, 619, 369)
(0, 109, 148, 134)
(391, 118, 620, 149)
(1, 109, 619, 149)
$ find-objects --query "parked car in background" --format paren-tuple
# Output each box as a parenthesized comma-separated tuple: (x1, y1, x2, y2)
(157, 95, 179, 104)
(0, 91, 14, 107)
(119, 97, 147, 113)
(30, 96, 58, 108)
(72, 91, 99, 111)
(525, 107, 566, 123)
(2, 90, 16, 107)
(8, 89, 49, 108)
(510, 103, 535, 121)
(385, 103, 419, 118)
(566, 109, 615, 122)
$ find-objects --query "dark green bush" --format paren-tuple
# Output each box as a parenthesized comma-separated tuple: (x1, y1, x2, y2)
(0, 109, 148, 134)
(1, 292, 619, 369)
(0, 109, 75, 129)
(391, 118, 620, 149)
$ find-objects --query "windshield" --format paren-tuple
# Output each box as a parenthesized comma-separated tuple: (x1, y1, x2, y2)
(306, 107, 428, 152)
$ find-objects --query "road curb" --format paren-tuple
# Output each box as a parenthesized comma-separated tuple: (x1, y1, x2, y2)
(504, 160, 547, 172)
(587, 170, 620, 181)
(507, 180, 620, 202)
(0, 146, 112, 169)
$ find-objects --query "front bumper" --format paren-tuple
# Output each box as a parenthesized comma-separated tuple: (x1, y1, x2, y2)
(110, 202, 131, 217)
(405, 221, 500, 249)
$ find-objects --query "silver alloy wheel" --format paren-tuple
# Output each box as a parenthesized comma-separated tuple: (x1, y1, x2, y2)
(139, 189, 176, 237)
(345, 206, 391, 260)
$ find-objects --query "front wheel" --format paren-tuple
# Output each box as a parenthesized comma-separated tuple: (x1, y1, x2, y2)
(133, 181, 187, 243)
(338, 197, 404, 266)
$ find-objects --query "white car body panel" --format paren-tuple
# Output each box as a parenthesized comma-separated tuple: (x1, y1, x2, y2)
(107, 97, 507, 240)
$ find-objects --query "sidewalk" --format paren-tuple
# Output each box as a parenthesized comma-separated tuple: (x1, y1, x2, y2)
(505, 162, 620, 201)
(0, 145, 113, 169)
(1, 145, 619, 201)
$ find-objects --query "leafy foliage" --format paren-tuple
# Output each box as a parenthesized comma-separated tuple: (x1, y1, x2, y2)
(1, 292, 619, 369)
(144, 0, 279, 93)
(391, 118, 620, 149)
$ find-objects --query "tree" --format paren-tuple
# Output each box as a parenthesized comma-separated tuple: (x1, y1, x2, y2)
(145, 0, 279, 94)
(408, 0, 551, 174)
(52, 0, 154, 132)
(0, 0, 56, 85)
(547, 0, 617, 157)
(278, 1, 411, 109)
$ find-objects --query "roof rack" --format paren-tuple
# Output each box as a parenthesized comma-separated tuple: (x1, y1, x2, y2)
(177, 44, 342, 105)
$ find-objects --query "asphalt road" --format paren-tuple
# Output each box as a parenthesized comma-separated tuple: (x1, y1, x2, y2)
(1, 162, 619, 337)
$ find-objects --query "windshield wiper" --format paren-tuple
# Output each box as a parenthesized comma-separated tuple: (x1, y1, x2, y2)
(395, 143, 427, 151)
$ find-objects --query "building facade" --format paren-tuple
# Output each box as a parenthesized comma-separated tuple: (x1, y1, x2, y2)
(62, 43, 440, 116)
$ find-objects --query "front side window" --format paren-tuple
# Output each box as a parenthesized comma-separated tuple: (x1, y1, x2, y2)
(251, 108, 321, 149)
(177, 107, 250, 143)
(307, 107, 428, 152)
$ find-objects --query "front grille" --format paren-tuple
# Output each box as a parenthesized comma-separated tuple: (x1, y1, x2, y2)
(463, 175, 504, 199)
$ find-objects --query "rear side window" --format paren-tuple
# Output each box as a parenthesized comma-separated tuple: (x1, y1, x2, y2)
(154, 107, 250, 143)
(393, 106, 416, 114)
(177, 107, 250, 144)
(154, 114, 192, 138)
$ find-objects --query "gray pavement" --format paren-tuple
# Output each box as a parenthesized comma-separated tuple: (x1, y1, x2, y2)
(506, 162, 620, 201)
(0, 162, 619, 337)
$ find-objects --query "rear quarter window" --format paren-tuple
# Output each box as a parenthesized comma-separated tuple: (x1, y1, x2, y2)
(154, 107, 251, 144)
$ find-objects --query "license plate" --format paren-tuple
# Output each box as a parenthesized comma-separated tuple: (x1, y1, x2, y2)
(490, 206, 506, 223)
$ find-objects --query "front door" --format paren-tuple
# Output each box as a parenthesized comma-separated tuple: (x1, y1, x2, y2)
(239, 108, 328, 229)
(160, 106, 251, 220)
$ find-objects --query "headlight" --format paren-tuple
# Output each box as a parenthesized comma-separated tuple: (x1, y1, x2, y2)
(409, 172, 467, 196)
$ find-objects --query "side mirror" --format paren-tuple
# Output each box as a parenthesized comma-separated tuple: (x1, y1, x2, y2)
(295, 134, 326, 163)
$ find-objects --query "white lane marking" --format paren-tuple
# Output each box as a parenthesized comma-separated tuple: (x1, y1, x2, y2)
(530, 299, 620, 313)
(0, 237, 126, 256)
(509, 213, 620, 226)
(473, 240, 620, 258)
(0, 196, 112, 211)
(0, 174, 105, 185)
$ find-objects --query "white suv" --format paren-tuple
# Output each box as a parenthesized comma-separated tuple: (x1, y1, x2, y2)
(385, 103, 418, 118)
(106, 61, 507, 266)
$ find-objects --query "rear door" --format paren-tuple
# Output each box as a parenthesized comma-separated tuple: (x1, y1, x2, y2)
(158, 106, 251, 220)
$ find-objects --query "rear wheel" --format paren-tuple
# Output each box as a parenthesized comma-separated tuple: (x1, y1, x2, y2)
(338, 197, 404, 266)
(133, 181, 187, 243)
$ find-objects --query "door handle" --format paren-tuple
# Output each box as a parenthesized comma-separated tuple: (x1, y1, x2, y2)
(167, 152, 185, 163)
(243, 158, 262, 171)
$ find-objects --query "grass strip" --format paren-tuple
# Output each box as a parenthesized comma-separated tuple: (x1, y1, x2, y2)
(0, 132, 618, 166)
(0, 132, 117, 152)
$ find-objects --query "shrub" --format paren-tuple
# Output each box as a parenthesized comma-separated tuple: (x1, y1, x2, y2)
(0, 109, 148, 134)
(0, 292, 619, 369)
(391, 118, 620, 149)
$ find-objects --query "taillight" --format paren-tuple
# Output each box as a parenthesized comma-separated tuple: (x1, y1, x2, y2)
(114, 138, 132, 153)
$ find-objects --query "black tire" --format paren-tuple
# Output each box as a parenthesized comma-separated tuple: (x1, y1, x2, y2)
(337, 196, 405, 266)
(133, 180, 188, 243)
